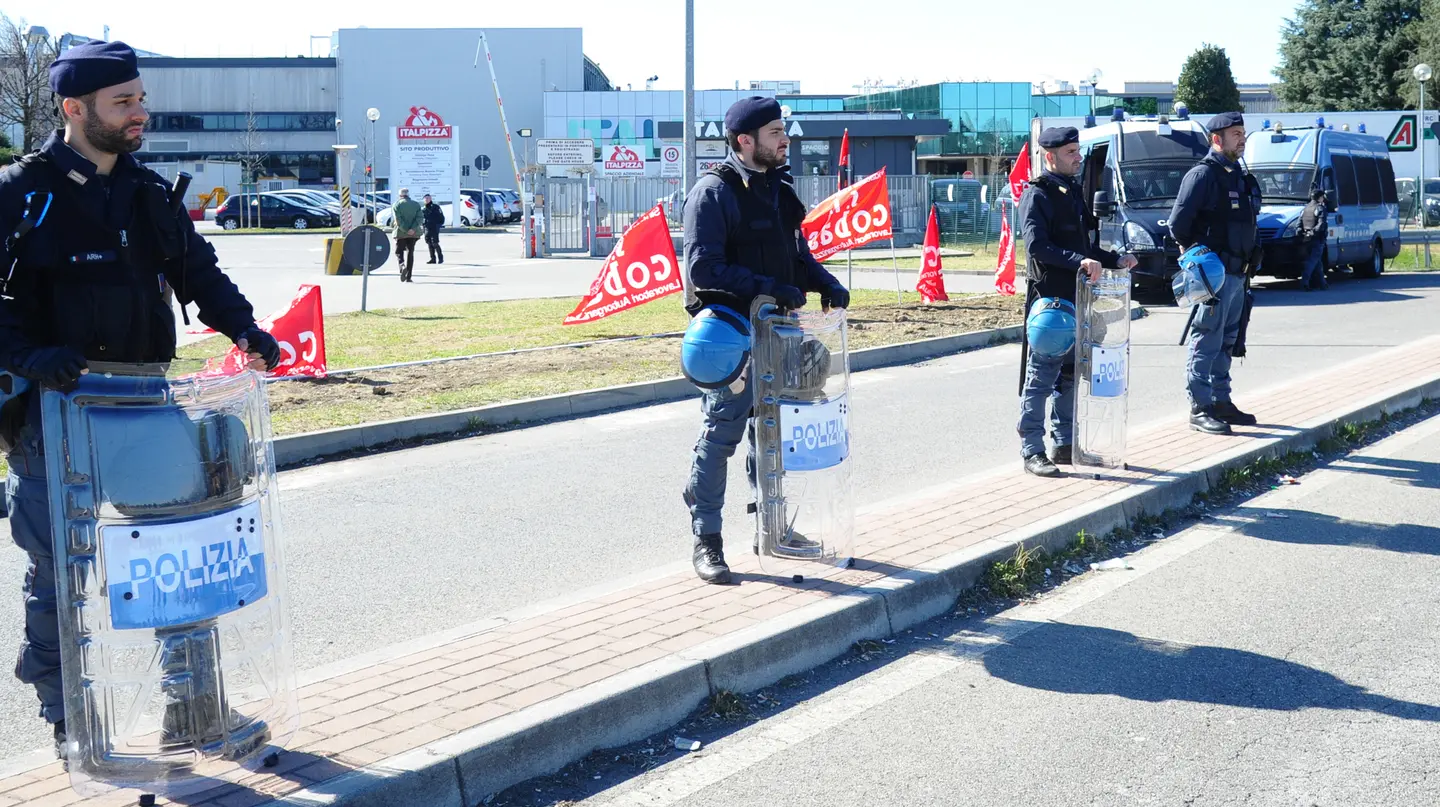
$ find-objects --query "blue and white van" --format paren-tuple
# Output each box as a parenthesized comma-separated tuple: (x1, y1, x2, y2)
(1077, 114, 1212, 295)
(1246, 124, 1401, 279)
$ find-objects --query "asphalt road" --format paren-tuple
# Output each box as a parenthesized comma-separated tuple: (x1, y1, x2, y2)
(0, 270, 1436, 760)
(564, 405, 1440, 807)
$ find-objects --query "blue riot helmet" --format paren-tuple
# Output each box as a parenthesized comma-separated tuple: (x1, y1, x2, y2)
(681, 305, 751, 389)
(1026, 297, 1077, 358)
(1173, 245, 1227, 307)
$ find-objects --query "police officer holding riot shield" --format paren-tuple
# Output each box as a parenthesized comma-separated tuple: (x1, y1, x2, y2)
(1168, 112, 1260, 435)
(0, 42, 280, 755)
(1017, 127, 1137, 477)
(680, 97, 849, 584)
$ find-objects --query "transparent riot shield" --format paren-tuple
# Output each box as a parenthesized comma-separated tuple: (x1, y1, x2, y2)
(1074, 268, 1132, 471)
(750, 297, 854, 578)
(42, 363, 299, 797)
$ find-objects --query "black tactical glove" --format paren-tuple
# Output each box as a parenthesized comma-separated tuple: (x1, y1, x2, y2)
(237, 327, 282, 371)
(14, 346, 88, 392)
(772, 284, 806, 310)
(820, 283, 850, 310)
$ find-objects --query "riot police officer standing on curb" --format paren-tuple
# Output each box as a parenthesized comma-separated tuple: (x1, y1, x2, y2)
(680, 97, 850, 584)
(1168, 111, 1260, 435)
(0, 41, 280, 755)
(1017, 126, 1137, 478)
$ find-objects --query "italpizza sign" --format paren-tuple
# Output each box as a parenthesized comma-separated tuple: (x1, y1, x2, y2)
(398, 106, 453, 139)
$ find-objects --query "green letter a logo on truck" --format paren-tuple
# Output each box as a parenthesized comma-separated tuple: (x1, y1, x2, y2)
(1389, 115, 1418, 151)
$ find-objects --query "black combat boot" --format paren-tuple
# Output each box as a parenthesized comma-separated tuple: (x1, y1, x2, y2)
(693, 534, 732, 584)
(1212, 401, 1257, 426)
(1049, 444, 1073, 465)
(1024, 453, 1060, 477)
(1190, 405, 1233, 435)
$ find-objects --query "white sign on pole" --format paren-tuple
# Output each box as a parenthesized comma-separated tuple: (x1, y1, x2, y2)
(696, 140, 727, 158)
(537, 138, 594, 166)
(660, 143, 682, 178)
(602, 143, 647, 176)
(697, 159, 725, 174)
(389, 106, 460, 205)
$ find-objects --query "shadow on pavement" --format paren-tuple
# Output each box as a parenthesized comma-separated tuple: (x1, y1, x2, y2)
(1230, 505, 1440, 555)
(1322, 454, 1440, 490)
(980, 621, 1440, 721)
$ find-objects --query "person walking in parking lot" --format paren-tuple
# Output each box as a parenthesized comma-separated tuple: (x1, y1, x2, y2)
(391, 188, 422, 282)
(1300, 189, 1328, 291)
(422, 193, 445, 265)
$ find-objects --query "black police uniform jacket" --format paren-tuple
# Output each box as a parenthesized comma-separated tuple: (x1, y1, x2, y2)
(681, 154, 840, 315)
(422, 201, 445, 233)
(1168, 149, 1260, 275)
(1019, 170, 1121, 305)
(0, 132, 258, 368)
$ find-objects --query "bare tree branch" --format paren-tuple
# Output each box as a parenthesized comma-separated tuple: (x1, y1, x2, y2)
(0, 13, 60, 152)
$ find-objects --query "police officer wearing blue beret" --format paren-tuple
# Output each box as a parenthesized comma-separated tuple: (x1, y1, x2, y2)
(1018, 127, 1137, 477)
(1168, 111, 1260, 435)
(2, 41, 280, 754)
(680, 96, 849, 583)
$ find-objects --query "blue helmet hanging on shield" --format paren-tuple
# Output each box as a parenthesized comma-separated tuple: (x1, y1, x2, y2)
(1173, 245, 1227, 307)
(1026, 297, 1077, 358)
(681, 305, 751, 389)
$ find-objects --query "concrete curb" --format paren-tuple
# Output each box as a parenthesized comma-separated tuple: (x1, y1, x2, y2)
(267, 341, 1439, 807)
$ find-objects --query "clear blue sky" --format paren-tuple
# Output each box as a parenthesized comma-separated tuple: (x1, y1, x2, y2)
(9, 0, 1295, 94)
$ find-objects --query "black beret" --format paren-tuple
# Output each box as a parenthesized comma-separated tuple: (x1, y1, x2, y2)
(1038, 127, 1079, 149)
(724, 96, 782, 134)
(1206, 111, 1244, 132)
(49, 40, 139, 98)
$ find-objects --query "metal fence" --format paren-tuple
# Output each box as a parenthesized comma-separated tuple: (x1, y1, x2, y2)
(561, 172, 1025, 258)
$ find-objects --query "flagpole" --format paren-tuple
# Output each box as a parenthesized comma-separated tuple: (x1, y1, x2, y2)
(890, 237, 901, 304)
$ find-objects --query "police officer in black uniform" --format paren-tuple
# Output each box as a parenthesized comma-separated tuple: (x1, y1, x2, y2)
(1168, 111, 1260, 435)
(1017, 126, 1138, 477)
(0, 41, 280, 753)
(680, 97, 849, 584)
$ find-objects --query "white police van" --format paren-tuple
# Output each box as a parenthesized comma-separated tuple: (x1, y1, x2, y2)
(1247, 120, 1401, 280)
(1075, 109, 1212, 297)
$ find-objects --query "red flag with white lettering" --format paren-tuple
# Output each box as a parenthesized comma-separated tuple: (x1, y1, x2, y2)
(564, 204, 681, 325)
(801, 167, 893, 262)
(837, 129, 851, 189)
(995, 201, 1018, 296)
(1008, 142, 1031, 203)
(199, 284, 328, 377)
(917, 205, 949, 303)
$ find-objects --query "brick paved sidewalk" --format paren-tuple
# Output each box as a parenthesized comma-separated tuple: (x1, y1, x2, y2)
(5, 336, 1440, 807)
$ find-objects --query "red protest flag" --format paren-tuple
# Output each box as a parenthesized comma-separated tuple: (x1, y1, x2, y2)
(564, 204, 682, 325)
(1008, 141, 1031, 204)
(837, 128, 851, 189)
(801, 167, 893, 262)
(995, 200, 1018, 296)
(198, 284, 328, 378)
(917, 205, 949, 303)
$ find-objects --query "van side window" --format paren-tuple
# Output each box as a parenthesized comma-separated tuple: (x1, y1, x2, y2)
(1377, 159, 1399, 204)
(1354, 156, 1383, 206)
(1331, 155, 1359, 207)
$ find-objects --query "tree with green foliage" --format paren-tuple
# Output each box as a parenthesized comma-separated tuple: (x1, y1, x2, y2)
(1276, 0, 1422, 111)
(1396, 0, 1440, 107)
(1176, 44, 1242, 114)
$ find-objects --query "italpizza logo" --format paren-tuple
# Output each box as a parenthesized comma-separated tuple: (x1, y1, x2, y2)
(398, 106, 452, 139)
(604, 144, 644, 170)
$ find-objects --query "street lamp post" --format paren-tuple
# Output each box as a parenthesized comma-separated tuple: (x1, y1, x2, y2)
(1416, 64, 1432, 266)
(1085, 69, 1103, 117)
(366, 106, 380, 214)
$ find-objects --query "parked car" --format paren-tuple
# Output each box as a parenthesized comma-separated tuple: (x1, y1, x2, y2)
(272, 189, 342, 214)
(485, 188, 523, 221)
(459, 188, 505, 226)
(214, 193, 338, 230)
